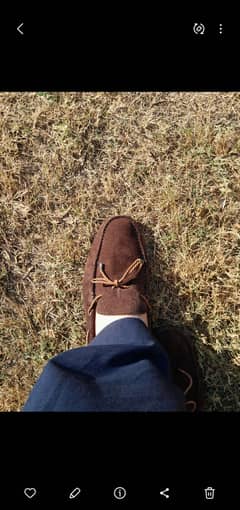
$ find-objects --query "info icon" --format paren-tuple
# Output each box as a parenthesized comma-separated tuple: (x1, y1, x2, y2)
(113, 487, 127, 500)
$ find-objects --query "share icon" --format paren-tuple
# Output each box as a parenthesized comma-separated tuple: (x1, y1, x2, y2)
(160, 488, 170, 499)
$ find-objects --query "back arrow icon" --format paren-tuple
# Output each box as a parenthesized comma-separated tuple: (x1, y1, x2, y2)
(17, 23, 24, 35)
(160, 488, 170, 499)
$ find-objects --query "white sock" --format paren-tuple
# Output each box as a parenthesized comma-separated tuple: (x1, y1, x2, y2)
(95, 312, 148, 336)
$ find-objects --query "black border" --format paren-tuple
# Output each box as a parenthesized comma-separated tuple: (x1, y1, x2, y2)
(1, 412, 239, 506)
(1, 13, 239, 90)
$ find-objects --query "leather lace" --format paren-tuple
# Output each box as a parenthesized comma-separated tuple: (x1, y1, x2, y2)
(178, 368, 197, 412)
(88, 258, 150, 316)
(92, 257, 144, 289)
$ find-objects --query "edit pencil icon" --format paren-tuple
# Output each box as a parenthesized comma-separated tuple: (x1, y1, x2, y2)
(69, 487, 81, 499)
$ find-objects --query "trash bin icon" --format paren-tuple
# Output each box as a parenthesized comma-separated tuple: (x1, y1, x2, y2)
(204, 487, 215, 500)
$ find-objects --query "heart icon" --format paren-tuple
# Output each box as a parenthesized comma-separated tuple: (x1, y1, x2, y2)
(24, 488, 37, 499)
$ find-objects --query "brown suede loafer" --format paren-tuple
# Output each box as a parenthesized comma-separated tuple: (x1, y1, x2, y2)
(83, 216, 150, 343)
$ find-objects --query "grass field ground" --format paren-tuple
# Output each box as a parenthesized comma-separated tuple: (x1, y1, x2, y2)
(0, 92, 239, 411)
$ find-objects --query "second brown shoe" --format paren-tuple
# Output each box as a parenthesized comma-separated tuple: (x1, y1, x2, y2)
(83, 216, 150, 343)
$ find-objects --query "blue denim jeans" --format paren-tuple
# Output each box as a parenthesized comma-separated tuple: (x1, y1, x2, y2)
(23, 318, 185, 411)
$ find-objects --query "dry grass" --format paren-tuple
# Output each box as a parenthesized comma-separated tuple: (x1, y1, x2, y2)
(0, 92, 239, 411)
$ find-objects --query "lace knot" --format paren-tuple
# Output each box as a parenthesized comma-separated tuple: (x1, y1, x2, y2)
(91, 258, 144, 289)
